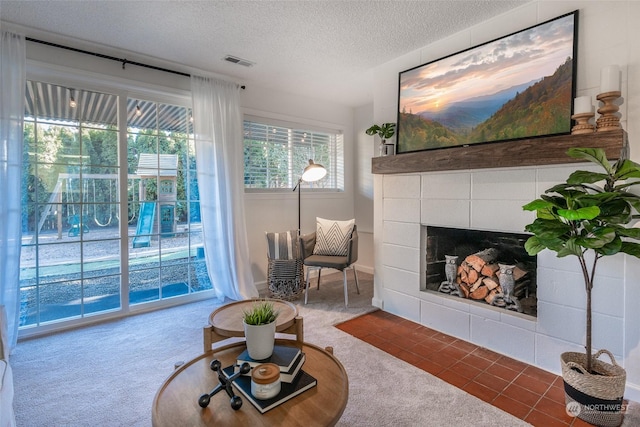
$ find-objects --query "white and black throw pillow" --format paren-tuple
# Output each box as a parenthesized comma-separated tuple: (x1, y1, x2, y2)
(312, 217, 355, 256)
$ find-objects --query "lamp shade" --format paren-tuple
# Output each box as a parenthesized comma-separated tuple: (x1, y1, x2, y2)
(301, 159, 326, 182)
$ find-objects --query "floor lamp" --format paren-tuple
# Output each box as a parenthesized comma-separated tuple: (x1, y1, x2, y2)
(293, 159, 327, 234)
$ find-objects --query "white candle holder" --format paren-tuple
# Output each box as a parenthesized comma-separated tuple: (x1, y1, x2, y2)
(596, 91, 622, 132)
(571, 113, 595, 135)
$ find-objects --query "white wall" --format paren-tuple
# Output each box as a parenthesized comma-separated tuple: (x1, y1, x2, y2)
(354, 103, 375, 275)
(370, 0, 640, 401)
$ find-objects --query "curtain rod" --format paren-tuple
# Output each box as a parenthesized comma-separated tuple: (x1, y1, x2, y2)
(26, 37, 246, 89)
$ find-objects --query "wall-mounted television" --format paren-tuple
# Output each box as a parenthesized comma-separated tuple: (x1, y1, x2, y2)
(396, 10, 578, 154)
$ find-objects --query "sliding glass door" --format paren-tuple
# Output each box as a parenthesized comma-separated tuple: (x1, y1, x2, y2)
(19, 80, 211, 334)
(125, 98, 210, 305)
(20, 82, 122, 326)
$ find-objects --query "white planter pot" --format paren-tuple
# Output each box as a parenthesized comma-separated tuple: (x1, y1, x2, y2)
(243, 320, 276, 360)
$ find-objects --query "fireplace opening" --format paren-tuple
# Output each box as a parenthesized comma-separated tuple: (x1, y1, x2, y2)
(424, 226, 537, 317)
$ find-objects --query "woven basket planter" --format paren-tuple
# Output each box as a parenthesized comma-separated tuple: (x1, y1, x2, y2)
(267, 257, 304, 301)
(561, 350, 626, 426)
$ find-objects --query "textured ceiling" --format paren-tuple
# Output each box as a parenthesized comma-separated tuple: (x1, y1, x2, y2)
(1, 0, 528, 107)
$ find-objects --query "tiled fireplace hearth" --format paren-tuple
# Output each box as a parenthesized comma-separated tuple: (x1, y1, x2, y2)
(373, 166, 638, 399)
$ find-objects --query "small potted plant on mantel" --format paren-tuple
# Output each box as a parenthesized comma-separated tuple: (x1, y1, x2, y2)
(365, 122, 396, 156)
(242, 301, 280, 360)
(522, 147, 640, 426)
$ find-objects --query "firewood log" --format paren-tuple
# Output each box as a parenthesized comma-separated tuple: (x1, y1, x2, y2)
(467, 269, 479, 285)
(496, 265, 528, 281)
(513, 266, 528, 281)
(464, 248, 498, 272)
(458, 269, 468, 284)
(470, 285, 489, 300)
(485, 289, 499, 304)
(481, 263, 499, 277)
(483, 276, 500, 290)
(459, 283, 470, 298)
(469, 277, 484, 292)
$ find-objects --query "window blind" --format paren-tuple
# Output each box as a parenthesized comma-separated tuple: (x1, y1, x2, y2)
(243, 118, 344, 190)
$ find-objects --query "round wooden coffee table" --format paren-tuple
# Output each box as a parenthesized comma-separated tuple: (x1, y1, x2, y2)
(152, 340, 348, 426)
(203, 299, 303, 352)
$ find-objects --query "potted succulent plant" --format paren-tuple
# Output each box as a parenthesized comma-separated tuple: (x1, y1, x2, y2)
(366, 122, 396, 156)
(242, 300, 280, 360)
(522, 147, 640, 425)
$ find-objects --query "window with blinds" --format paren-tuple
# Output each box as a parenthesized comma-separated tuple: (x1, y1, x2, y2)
(243, 118, 344, 190)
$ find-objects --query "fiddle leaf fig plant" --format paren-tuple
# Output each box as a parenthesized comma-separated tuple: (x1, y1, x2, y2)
(365, 123, 396, 142)
(522, 147, 640, 373)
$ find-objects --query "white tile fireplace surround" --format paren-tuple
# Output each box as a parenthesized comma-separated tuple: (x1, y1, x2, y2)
(373, 165, 640, 400)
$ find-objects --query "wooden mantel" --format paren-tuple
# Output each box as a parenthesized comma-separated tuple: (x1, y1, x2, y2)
(371, 129, 628, 174)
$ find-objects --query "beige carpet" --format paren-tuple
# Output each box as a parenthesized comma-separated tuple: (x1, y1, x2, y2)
(11, 272, 532, 426)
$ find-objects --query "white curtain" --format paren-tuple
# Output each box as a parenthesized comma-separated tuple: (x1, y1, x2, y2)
(0, 31, 26, 352)
(191, 76, 258, 300)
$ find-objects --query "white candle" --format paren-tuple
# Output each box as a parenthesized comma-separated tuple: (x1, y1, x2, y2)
(574, 96, 592, 114)
(600, 65, 620, 93)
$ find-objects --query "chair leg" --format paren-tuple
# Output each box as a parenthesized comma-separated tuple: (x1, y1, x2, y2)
(304, 266, 311, 305)
(352, 266, 360, 295)
(343, 269, 349, 307)
(305, 266, 322, 304)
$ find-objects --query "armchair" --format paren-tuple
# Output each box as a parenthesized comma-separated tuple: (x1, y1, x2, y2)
(299, 224, 360, 307)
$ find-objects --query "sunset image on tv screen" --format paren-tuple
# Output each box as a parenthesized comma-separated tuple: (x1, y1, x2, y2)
(397, 12, 577, 154)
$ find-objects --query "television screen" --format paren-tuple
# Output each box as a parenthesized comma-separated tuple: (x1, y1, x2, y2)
(396, 11, 578, 154)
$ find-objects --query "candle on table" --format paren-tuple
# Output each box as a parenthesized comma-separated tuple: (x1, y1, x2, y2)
(600, 65, 620, 93)
(573, 96, 593, 114)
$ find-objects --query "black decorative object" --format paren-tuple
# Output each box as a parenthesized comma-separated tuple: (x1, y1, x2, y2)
(198, 359, 251, 410)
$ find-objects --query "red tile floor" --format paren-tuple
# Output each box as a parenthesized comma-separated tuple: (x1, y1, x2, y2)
(336, 310, 602, 427)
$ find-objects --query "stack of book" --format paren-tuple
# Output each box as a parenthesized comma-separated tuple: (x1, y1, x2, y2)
(224, 344, 317, 413)
(236, 345, 305, 382)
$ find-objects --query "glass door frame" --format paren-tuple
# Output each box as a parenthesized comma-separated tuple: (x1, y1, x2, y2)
(19, 63, 216, 340)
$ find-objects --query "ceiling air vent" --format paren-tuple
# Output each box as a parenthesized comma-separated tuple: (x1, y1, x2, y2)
(223, 55, 255, 67)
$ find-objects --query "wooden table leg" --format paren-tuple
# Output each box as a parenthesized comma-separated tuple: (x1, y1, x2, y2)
(294, 316, 304, 343)
(203, 325, 229, 353)
(203, 325, 213, 353)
